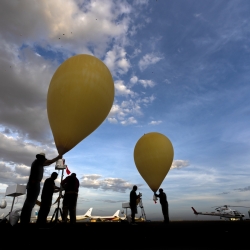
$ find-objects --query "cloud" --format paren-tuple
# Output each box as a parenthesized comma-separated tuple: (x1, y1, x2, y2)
(96, 199, 126, 203)
(129, 76, 155, 88)
(0, 132, 57, 166)
(107, 100, 143, 125)
(138, 79, 155, 88)
(114, 80, 135, 96)
(104, 46, 131, 76)
(217, 192, 230, 195)
(149, 120, 162, 125)
(130, 76, 138, 84)
(170, 160, 190, 170)
(107, 118, 118, 124)
(0, 0, 132, 55)
(134, 0, 149, 5)
(80, 174, 135, 193)
(120, 117, 137, 125)
(139, 53, 163, 71)
(234, 186, 250, 192)
(0, 162, 29, 185)
(0, 45, 55, 144)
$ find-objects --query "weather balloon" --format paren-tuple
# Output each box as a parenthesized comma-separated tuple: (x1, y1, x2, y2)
(47, 54, 114, 155)
(134, 132, 174, 192)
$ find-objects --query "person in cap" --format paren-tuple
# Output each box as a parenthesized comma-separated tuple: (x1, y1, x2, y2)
(20, 152, 62, 225)
(36, 172, 60, 226)
(61, 173, 79, 224)
(129, 185, 141, 225)
(154, 188, 169, 223)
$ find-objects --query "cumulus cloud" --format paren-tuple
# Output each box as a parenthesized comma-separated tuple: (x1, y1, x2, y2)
(114, 80, 135, 96)
(129, 76, 155, 88)
(121, 117, 137, 125)
(139, 53, 163, 71)
(149, 120, 162, 125)
(130, 76, 138, 84)
(138, 79, 155, 88)
(104, 46, 131, 75)
(0, 0, 132, 55)
(107, 118, 118, 124)
(107, 100, 143, 125)
(0, 0, 140, 167)
(0, 162, 29, 185)
(170, 160, 190, 170)
(0, 132, 57, 166)
(81, 174, 135, 193)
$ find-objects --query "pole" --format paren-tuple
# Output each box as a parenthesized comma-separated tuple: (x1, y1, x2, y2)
(10, 196, 15, 213)
(50, 169, 64, 224)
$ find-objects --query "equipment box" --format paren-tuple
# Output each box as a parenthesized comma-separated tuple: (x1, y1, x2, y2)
(122, 202, 130, 208)
(5, 184, 26, 197)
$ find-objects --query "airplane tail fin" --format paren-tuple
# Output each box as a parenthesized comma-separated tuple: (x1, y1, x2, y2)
(113, 210, 120, 217)
(191, 207, 199, 215)
(84, 208, 93, 217)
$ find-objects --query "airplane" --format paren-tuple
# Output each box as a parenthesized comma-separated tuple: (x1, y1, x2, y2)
(76, 208, 93, 221)
(191, 205, 247, 221)
(30, 208, 93, 223)
(89, 210, 121, 222)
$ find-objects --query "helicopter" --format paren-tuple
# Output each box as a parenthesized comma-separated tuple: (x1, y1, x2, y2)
(191, 205, 249, 221)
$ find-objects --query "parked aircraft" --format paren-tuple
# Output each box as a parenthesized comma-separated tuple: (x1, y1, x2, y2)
(90, 210, 120, 222)
(30, 208, 93, 223)
(191, 205, 246, 221)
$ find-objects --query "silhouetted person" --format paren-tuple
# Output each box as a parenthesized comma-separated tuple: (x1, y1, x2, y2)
(36, 172, 60, 226)
(154, 188, 169, 223)
(20, 153, 62, 225)
(130, 185, 140, 225)
(62, 173, 79, 224)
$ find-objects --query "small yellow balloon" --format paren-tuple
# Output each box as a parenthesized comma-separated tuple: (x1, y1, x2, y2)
(134, 132, 174, 192)
(47, 54, 114, 155)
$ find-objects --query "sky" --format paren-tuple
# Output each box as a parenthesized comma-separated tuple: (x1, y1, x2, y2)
(0, 0, 250, 221)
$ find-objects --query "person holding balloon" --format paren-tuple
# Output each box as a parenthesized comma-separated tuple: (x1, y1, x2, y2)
(20, 153, 62, 225)
(154, 188, 169, 223)
(134, 132, 174, 224)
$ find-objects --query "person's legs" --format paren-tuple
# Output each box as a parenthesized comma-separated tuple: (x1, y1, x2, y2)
(131, 207, 136, 223)
(68, 193, 77, 224)
(37, 201, 51, 226)
(162, 203, 169, 223)
(62, 194, 70, 223)
(20, 184, 40, 225)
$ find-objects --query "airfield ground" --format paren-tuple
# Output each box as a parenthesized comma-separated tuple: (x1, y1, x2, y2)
(1, 220, 250, 249)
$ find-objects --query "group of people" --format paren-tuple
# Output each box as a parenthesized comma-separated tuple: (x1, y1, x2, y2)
(20, 153, 79, 226)
(20, 152, 169, 226)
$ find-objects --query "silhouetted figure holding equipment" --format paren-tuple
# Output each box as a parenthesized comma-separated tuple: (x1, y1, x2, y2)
(130, 185, 141, 225)
(20, 153, 62, 225)
(154, 188, 169, 223)
(62, 173, 79, 224)
(36, 172, 60, 226)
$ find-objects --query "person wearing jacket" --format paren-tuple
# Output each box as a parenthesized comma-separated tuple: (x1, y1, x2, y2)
(61, 173, 79, 224)
(154, 188, 169, 223)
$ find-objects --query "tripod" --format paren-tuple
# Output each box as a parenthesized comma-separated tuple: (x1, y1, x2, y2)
(50, 169, 64, 224)
(138, 198, 147, 221)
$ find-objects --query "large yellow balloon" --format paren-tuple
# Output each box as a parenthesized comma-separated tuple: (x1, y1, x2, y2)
(47, 54, 114, 155)
(134, 132, 174, 192)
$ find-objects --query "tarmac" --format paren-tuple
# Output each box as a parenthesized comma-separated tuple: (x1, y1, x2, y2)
(1, 220, 250, 249)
